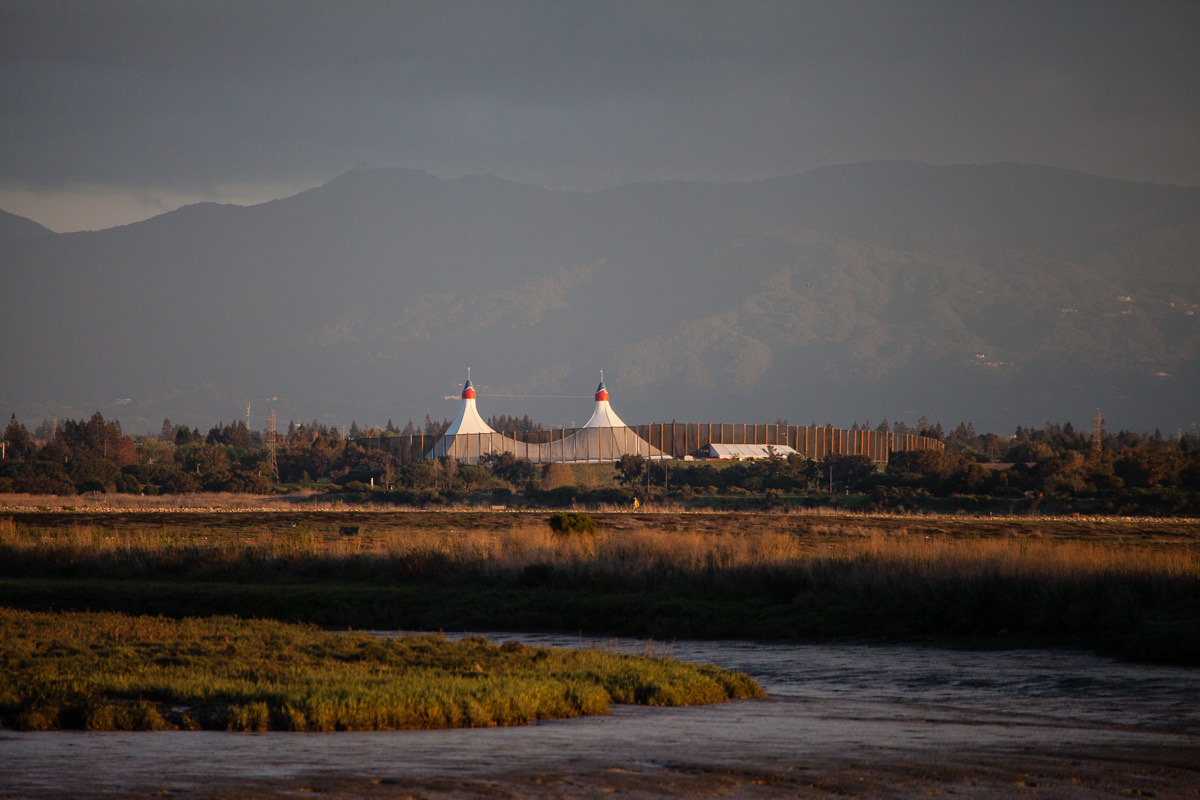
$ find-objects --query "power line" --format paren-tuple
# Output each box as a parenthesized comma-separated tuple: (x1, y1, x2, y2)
(480, 393, 592, 399)
(442, 393, 592, 400)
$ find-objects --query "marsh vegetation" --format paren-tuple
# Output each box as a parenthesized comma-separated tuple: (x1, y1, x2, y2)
(1, 509, 1196, 664)
(0, 608, 762, 732)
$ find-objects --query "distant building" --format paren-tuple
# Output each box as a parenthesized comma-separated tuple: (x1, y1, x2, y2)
(414, 369, 943, 465)
(427, 371, 664, 463)
(707, 442, 799, 460)
(555, 375, 668, 462)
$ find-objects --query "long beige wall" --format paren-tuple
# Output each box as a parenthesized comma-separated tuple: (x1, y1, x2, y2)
(424, 427, 665, 464)
(362, 423, 942, 465)
(630, 423, 940, 463)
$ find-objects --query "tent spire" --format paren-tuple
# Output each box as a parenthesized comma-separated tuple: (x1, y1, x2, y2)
(585, 373, 624, 427)
(595, 370, 609, 402)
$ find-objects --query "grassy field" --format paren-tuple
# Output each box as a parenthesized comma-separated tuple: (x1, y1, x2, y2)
(1, 504, 1197, 665)
(0, 608, 763, 732)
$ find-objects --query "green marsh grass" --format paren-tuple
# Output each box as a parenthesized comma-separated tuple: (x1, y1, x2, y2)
(0, 608, 763, 732)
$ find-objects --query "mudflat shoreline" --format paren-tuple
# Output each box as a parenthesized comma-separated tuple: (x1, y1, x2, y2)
(4, 635, 1198, 799)
(4, 740, 1196, 799)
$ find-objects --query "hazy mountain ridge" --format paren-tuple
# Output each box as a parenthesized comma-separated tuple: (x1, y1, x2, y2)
(0, 209, 55, 240)
(2, 162, 1198, 433)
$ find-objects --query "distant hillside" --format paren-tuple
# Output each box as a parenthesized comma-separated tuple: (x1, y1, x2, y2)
(0, 209, 53, 240)
(2, 162, 1198, 434)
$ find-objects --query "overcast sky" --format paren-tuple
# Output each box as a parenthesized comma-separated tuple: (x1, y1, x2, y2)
(2, 0, 1198, 232)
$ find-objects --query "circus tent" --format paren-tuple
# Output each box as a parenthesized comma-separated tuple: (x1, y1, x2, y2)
(545, 375, 667, 463)
(427, 372, 666, 464)
(581, 375, 627, 429)
(425, 372, 512, 462)
(440, 373, 495, 437)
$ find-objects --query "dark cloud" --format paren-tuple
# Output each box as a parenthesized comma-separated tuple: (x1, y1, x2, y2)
(1, 0, 1198, 224)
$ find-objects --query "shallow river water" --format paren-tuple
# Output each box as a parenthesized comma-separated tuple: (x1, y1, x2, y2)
(2, 636, 1199, 799)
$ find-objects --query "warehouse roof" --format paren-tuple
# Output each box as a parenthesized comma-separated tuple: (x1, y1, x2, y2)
(707, 442, 799, 460)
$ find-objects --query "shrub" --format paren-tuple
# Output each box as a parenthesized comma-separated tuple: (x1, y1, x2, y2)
(543, 486, 580, 508)
(547, 512, 596, 536)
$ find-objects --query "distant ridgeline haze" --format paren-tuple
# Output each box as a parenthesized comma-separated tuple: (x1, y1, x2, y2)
(1, 162, 1197, 434)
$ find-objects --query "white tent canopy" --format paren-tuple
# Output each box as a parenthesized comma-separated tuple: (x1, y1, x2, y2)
(440, 375, 495, 437)
(581, 376, 628, 429)
(426, 372, 509, 462)
(428, 372, 667, 463)
(558, 375, 665, 462)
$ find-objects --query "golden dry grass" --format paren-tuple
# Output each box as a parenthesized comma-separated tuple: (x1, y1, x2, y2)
(3, 515, 1195, 584)
(2, 509, 1197, 662)
(0, 491, 330, 512)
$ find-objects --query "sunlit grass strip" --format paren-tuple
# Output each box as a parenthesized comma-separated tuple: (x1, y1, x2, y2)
(0, 609, 763, 732)
(2, 518, 1196, 582)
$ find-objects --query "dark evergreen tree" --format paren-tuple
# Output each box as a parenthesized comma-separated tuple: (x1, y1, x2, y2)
(4, 414, 34, 460)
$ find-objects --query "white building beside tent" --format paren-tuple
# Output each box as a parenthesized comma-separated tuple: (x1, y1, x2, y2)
(707, 442, 799, 460)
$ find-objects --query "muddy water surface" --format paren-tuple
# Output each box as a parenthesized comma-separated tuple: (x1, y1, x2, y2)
(2, 638, 1198, 798)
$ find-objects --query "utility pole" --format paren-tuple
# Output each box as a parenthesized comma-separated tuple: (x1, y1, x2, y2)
(266, 410, 279, 479)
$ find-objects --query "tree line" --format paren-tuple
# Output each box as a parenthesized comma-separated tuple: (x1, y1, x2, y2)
(3, 412, 1199, 514)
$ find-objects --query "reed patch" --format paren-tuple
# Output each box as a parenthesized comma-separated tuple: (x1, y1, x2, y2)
(0, 609, 763, 732)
